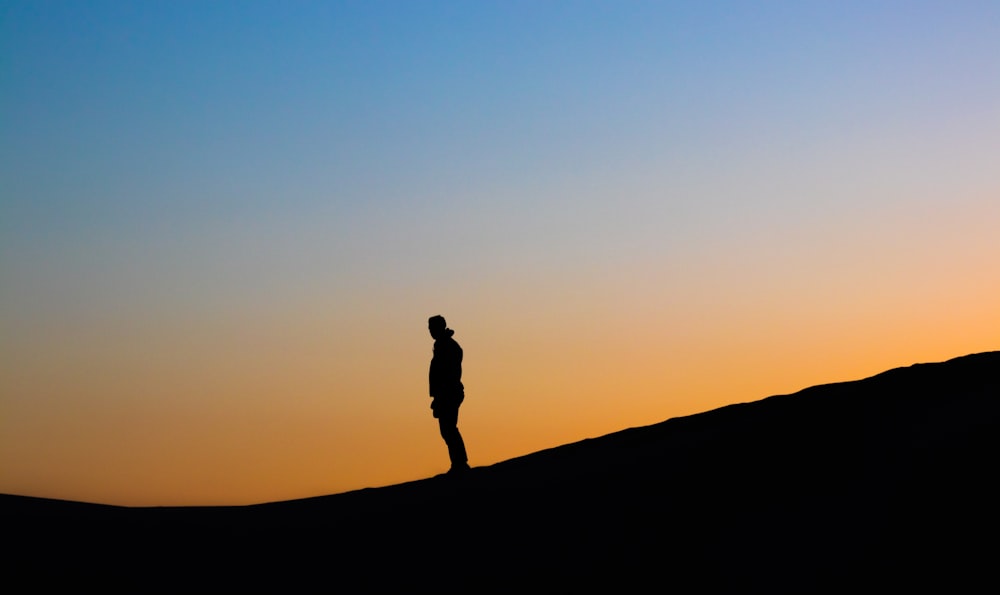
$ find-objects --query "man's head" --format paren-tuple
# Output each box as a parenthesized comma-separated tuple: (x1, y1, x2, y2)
(428, 315, 448, 339)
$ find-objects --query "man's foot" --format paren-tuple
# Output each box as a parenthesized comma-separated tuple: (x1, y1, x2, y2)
(447, 463, 471, 475)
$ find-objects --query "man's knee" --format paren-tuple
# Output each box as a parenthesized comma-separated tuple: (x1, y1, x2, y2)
(439, 421, 458, 439)
(438, 414, 459, 437)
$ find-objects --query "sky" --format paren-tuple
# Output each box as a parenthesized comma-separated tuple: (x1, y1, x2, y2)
(2, 1, 998, 506)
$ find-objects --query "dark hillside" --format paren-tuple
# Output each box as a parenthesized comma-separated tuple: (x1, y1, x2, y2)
(5, 352, 998, 593)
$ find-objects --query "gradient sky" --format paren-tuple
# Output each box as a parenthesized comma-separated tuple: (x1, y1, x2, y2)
(2, 1, 998, 506)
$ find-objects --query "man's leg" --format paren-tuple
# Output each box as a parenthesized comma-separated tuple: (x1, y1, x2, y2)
(437, 406, 468, 470)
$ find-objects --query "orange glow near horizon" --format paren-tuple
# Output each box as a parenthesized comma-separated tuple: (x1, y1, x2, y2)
(3, 262, 997, 506)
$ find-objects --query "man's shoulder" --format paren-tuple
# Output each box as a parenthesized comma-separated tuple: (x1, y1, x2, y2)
(437, 337, 462, 353)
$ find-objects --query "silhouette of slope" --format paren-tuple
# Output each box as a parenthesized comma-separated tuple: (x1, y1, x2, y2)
(5, 351, 998, 593)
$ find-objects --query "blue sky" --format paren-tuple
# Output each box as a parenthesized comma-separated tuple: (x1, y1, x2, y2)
(5, 2, 997, 231)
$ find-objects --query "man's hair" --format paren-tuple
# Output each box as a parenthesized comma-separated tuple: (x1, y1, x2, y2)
(428, 315, 447, 328)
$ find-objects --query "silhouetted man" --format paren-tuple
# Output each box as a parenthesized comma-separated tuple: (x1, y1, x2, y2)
(428, 315, 470, 474)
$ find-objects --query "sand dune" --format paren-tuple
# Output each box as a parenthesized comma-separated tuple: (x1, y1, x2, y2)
(5, 351, 998, 592)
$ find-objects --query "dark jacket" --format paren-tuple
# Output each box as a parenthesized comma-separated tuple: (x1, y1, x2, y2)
(429, 329, 464, 401)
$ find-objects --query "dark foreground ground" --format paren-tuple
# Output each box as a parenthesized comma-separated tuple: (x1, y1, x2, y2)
(5, 351, 999, 593)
